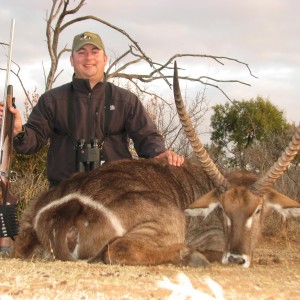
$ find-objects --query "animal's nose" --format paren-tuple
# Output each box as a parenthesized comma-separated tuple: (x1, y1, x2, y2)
(228, 255, 245, 265)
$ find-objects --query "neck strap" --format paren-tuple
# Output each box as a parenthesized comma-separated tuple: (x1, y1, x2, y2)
(67, 82, 112, 145)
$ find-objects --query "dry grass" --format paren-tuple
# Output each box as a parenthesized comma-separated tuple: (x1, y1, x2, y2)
(10, 172, 48, 216)
(0, 230, 299, 300)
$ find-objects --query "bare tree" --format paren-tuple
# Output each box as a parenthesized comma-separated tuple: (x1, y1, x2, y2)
(45, 0, 255, 95)
(1, 0, 256, 108)
(0, 43, 30, 104)
(129, 82, 209, 156)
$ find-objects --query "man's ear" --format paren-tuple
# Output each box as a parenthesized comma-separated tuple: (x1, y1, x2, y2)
(70, 55, 74, 67)
(104, 53, 108, 66)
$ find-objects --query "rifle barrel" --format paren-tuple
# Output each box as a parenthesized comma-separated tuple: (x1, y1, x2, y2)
(0, 19, 15, 158)
(3, 19, 15, 99)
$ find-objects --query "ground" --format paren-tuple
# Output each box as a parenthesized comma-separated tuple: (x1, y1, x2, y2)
(0, 232, 299, 300)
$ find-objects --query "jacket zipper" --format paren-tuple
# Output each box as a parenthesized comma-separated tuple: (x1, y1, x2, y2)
(87, 92, 92, 142)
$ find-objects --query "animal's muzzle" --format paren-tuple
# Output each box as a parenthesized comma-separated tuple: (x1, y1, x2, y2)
(228, 254, 245, 265)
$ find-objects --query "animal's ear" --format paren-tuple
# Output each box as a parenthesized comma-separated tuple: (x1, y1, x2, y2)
(184, 189, 220, 218)
(264, 189, 300, 218)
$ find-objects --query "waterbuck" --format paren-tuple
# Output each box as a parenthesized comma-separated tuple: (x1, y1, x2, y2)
(172, 62, 300, 267)
(12, 63, 300, 268)
(13, 158, 222, 267)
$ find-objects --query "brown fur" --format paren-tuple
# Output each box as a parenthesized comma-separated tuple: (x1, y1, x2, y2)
(15, 159, 297, 268)
(186, 172, 300, 267)
(12, 158, 217, 267)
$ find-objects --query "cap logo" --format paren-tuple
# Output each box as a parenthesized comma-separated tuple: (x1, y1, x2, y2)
(80, 33, 97, 40)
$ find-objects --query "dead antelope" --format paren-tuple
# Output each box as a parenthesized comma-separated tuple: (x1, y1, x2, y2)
(12, 63, 300, 268)
(173, 61, 300, 267)
(13, 158, 220, 267)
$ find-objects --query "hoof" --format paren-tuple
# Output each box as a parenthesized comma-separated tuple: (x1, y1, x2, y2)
(187, 250, 211, 268)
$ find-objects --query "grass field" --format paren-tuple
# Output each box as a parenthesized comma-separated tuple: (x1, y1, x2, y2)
(0, 230, 299, 300)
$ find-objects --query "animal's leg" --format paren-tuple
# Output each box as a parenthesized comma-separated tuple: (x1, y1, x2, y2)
(185, 213, 225, 263)
(89, 236, 210, 267)
(12, 226, 40, 259)
(88, 206, 210, 267)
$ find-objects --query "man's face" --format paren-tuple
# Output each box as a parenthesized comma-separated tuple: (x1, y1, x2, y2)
(70, 44, 108, 86)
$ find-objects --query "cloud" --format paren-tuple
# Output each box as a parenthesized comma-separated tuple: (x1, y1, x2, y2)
(0, 0, 299, 126)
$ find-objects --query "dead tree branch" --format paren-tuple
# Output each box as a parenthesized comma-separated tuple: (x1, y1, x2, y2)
(1, 0, 257, 111)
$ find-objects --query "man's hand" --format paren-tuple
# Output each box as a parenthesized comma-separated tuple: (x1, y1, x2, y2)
(0, 101, 23, 137)
(155, 150, 184, 166)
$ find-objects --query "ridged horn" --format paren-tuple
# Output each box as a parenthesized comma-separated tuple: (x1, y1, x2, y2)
(251, 124, 300, 195)
(173, 61, 230, 192)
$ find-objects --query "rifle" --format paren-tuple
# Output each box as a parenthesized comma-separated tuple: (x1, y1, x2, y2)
(0, 19, 19, 251)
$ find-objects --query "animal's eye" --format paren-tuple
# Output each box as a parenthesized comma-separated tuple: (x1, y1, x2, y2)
(255, 207, 262, 215)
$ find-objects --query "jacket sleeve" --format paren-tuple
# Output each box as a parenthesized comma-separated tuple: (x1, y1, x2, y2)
(125, 94, 166, 158)
(13, 93, 54, 154)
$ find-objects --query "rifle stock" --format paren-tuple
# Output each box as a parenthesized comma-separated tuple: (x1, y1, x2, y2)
(0, 85, 19, 246)
(0, 85, 18, 204)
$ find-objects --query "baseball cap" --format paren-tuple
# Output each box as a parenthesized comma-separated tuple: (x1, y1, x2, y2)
(72, 32, 105, 52)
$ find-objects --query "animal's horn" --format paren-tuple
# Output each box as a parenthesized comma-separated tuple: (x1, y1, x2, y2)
(173, 61, 230, 192)
(251, 124, 300, 195)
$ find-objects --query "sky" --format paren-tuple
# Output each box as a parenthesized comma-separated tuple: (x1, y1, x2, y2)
(0, 0, 299, 140)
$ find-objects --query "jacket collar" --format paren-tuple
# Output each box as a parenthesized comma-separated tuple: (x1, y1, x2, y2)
(71, 74, 106, 92)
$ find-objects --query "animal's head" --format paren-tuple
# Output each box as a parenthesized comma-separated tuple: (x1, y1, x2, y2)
(173, 61, 300, 268)
(185, 177, 300, 267)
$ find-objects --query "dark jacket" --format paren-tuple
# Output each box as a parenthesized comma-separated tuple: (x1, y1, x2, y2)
(13, 77, 166, 183)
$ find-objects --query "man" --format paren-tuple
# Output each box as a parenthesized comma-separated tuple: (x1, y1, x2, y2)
(1, 31, 184, 188)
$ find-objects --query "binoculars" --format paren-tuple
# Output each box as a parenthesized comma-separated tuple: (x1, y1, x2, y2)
(76, 139, 102, 172)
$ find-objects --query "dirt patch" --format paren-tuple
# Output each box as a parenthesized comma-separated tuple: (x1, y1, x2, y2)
(0, 234, 299, 300)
